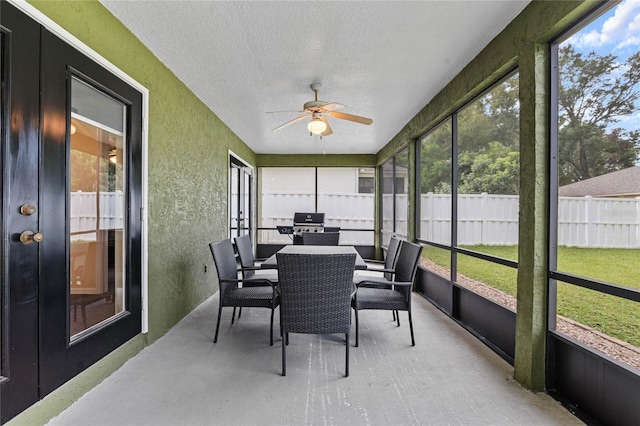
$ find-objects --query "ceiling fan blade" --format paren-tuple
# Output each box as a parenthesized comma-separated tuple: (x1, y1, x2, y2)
(266, 110, 305, 114)
(321, 102, 345, 112)
(320, 116, 333, 136)
(326, 111, 373, 125)
(272, 115, 307, 132)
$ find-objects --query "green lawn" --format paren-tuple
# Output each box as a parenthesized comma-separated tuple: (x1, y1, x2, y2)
(421, 245, 640, 347)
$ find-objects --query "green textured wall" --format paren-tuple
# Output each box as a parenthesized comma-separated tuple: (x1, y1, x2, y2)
(256, 154, 375, 167)
(375, 0, 600, 390)
(28, 0, 256, 340)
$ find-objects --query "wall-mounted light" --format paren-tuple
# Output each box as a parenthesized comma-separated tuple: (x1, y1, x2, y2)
(308, 117, 326, 135)
(70, 124, 77, 135)
(108, 149, 117, 164)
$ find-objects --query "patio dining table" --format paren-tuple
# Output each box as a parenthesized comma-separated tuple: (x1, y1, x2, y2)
(260, 245, 368, 270)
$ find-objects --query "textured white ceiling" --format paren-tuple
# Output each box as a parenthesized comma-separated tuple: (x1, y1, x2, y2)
(100, 1, 530, 155)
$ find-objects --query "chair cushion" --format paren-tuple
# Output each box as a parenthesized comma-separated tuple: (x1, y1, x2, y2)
(224, 286, 277, 308)
(354, 287, 406, 311)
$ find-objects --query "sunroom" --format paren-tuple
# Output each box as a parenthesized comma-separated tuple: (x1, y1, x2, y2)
(1, 1, 639, 425)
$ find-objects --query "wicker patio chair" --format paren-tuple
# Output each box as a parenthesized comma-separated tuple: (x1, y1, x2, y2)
(235, 234, 278, 283)
(302, 231, 340, 246)
(356, 235, 402, 285)
(277, 252, 356, 376)
(209, 239, 279, 345)
(234, 234, 278, 320)
(356, 235, 402, 321)
(352, 241, 422, 347)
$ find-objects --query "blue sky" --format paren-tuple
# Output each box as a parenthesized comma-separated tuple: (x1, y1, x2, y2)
(567, 0, 640, 61)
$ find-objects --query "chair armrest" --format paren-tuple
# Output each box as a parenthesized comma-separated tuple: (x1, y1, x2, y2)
(354, 276, 393, 288)
(362, 267, 396, 275)
(221, 278, 277, 288)
(390, 281, 413, 287)
(238, 265, 262, 271)
(364, 259, 385, 265)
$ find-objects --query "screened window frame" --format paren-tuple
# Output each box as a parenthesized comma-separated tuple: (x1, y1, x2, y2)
(548, 2, 640, 332)
(379, 148, 410, 244)
(257, 166, 376, 234)
(414, 69, 521, 283)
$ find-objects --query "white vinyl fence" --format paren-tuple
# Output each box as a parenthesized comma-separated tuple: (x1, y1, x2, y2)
(420, 193, 519, 246)
(381, 194, 408, 238)
(70, 191, 124, 240)
(260, 191, 375, 245)
(260, 191, 640, 248)
(421, 193, 640, 248)
(557, 195, 640, 248)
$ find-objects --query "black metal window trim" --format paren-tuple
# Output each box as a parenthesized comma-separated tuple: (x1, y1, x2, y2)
(379, 147, 410, 242)
(547, 0, 640, 335)
(414, 69, 521, 276)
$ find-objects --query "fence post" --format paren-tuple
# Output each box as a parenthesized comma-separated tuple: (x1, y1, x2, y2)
(427, 192, 433, 241)
(637, 197, 640, 249)
(481, 192, 488, 245)
(585, 195, 594, 247)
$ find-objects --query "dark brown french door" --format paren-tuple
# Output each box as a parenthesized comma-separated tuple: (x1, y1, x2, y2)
(1, 3, 143, 422)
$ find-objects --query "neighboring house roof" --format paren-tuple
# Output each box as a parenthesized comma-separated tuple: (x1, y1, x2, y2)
(558, 166, 640, 197)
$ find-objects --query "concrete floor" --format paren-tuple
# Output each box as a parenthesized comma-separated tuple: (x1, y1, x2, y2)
(48, 293, 583, 425)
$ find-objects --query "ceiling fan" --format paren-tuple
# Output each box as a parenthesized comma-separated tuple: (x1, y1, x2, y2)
(267, 83, 373, 137)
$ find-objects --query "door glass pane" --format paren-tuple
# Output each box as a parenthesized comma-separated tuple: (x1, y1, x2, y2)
(230, 158, 252, 239)
(69, 76, 126, 339)
(229, 164, 239, 237)
(241, 167, 251, 236)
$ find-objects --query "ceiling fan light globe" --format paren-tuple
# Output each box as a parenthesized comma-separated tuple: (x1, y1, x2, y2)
(308, 119, 326, 135)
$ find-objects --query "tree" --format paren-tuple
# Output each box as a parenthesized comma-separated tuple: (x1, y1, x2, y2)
(481, 74, 520, 150)
(458, 141, 519, 195)
(558, 45, 640, 184)
(419, 120, 452, 194)
(419, 74, 521, 195)
(457, 74, 520, 194)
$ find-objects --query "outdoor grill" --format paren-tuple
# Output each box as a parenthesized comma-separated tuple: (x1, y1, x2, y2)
(292, 212, 325, 244)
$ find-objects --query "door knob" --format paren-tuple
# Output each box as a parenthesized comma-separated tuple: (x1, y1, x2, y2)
(20, 230, 43, 245)
(20, 204, 37, 216)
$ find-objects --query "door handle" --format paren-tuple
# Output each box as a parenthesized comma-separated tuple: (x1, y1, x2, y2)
(20, 204, 37, 216)
(20, 230, 43, 245)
